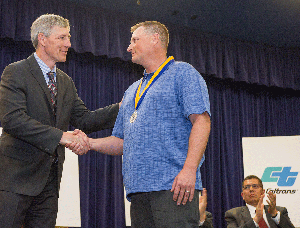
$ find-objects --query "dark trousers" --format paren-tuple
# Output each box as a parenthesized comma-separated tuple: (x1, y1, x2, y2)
(130, 190, 200, 228)
(0, 163, 58, 228)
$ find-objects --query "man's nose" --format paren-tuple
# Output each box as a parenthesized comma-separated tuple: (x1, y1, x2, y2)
(127, 43, 132, 52)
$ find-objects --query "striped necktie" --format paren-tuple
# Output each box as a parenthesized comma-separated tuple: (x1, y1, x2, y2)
(47, 71, 57, 113)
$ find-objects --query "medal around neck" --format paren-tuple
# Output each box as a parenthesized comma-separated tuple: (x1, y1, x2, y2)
(130, 56, 175, 124)
(130, 110, 137, 123)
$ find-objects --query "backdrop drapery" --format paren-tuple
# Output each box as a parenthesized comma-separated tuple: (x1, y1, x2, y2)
(1, 0, 300, 90)
(1, 0, 300, 227)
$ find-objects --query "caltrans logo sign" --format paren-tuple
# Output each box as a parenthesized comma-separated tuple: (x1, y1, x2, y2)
(261, 167, 298, 187)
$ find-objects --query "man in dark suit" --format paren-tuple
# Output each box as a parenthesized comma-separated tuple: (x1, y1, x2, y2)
(199, 188, 213, 227)
(225, 175, 295, 228)
(0, 14, 119, 227)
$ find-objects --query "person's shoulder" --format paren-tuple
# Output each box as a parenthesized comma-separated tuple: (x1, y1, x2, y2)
(9, 56, 29, 67)
(225, 206, 245, 215)
(171, 61, 202, 79)
(125, 78, 142, 91)
(275, 205, 288, 212)
(56, 68, 68, 77)
(2, 57, 29, 74)
(172, 61, 195, 70)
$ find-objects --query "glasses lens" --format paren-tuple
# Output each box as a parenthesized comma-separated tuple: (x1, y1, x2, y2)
(243, 184, 260, 190)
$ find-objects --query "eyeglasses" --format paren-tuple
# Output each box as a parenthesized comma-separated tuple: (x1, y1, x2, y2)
(242, 184, 262, 190)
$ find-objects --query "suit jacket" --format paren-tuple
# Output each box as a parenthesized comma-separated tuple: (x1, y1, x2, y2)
(0, 54, 119, 196)
(225, 205, 295, 228)
(200, 211, 213, 228)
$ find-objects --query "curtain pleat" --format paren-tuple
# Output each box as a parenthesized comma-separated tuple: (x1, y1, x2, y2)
(1, 0, 300, 226)
(1, 0, 300, 90)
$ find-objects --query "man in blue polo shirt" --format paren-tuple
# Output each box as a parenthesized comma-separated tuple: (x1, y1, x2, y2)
(74, 21, 211, 227)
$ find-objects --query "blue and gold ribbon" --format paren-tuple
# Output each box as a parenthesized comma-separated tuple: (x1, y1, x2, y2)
(134, 56, 175, 110)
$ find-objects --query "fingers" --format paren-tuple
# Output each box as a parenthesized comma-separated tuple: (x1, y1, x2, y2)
(254, 194, 265, 222)
(268, 191, 276, 203)
(73, 129, 89, 150)
(69, 142, 83, 155)
(258, 194, 265, 206)
(171, 179, 194, 205)
(171, 169, 196, 205)
(64, 129, 90, 155)
(267, 192, 277, 215)
(174, 188, 192, 205)
(199, 188, 207, 215)
(199, 188, 207, 206)
(188, 188, 195, 203)
(202, 188, 207, 197)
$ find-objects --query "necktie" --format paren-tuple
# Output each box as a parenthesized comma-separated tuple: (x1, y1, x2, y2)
(258, 218, 268, 228)
(47, 71, 57, 113)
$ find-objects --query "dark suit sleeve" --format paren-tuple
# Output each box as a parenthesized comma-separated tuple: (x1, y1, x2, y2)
(225, 209, 256, 228)
(278, 207, 295, 228)
(70, 96, 119, 134)
(67, 86, 119, 134)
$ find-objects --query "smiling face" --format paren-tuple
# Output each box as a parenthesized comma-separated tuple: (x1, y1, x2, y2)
(39, 25, 71, 68)
(241, 178, 265, 207)
(127, 26, 154, 67)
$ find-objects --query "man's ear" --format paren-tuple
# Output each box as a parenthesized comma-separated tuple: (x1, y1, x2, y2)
(38, 33, 46, 47)
(151, 33, 160, 45)
(241, 192, 244, 200)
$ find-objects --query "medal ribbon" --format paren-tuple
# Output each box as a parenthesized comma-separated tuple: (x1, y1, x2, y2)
(134, 56, 175, 110)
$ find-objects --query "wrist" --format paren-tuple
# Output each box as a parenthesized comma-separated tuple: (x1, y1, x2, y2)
(253, 215, 261, 224)
(271, 210, 279, 218)
(182, 163, 198, 172)
(89, 138, 96, 150)
(200, 213, 206, 223)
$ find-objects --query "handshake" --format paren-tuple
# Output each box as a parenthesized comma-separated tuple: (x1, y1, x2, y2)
(59, 129, 91, 155)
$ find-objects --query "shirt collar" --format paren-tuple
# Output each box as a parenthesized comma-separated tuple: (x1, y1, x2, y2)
(142, 70, 154, 81)
(34, 52, 57, 76)
(246, 204, 257, 216)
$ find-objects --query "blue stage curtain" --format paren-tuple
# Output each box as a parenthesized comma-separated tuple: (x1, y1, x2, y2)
(202, 77, 300, 227)
(1, 0, 300, 90)
(1, 38, 300, 227)
(1, 0, 300, 226)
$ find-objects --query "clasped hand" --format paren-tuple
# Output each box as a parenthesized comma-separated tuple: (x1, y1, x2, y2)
(60, 129, 90, 155)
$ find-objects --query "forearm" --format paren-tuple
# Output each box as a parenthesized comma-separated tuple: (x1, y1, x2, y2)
(89, 136, 123, 155)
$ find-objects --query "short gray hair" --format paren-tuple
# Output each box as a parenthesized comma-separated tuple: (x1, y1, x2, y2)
(31, 14, 70, 49)
(131, 21, 169, 50)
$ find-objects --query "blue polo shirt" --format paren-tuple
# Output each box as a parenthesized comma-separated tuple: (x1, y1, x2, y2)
(112, 61, 210, 201)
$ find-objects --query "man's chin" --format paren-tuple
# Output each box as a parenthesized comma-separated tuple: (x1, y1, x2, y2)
(58, 57, 67, 63)
(131, 57, 136, 63)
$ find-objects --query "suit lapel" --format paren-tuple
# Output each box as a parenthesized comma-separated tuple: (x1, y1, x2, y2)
(27, 54, 53, 105)
(241, 206, 253, 222)
(26, 54, 56, 119)
(55, 70, 63, 126)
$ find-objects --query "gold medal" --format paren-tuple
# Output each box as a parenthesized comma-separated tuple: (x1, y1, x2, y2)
(130, 110, 137, 123)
